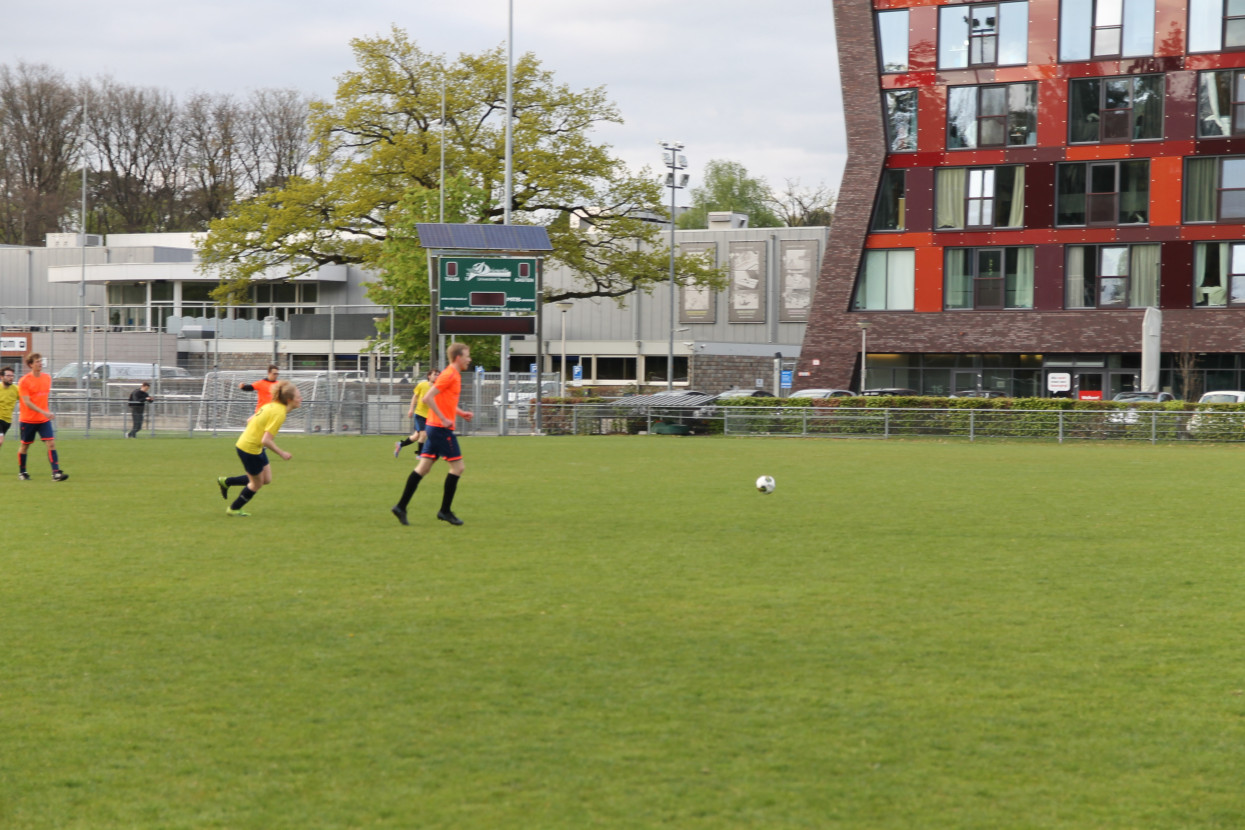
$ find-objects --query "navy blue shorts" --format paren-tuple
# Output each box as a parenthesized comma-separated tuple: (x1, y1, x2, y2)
(236, 447, 270, 475)
(420, 425, 461, 461)
(20, 421, 53, 443)
(413, 414, 427, 432)
(0, 419, 10, 435)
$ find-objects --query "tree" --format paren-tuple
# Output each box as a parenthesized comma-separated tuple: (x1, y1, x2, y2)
(0, 63, 82, 245)
(197, 27, 723, 361)
(770, 179, 836, 227)
(676, 159, 783, 229)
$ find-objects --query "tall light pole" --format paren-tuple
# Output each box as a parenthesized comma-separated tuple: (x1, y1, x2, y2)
(556, 301, 573, 397)
(857, 320, 872, 394)
(659, 141, 688, 392)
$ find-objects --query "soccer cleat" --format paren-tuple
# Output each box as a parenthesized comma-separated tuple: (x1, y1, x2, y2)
(17, 472, 29, 481)
(391, 505, 409, 526)
(217, 476, 230, 500)
(226, 507, 250, 517)
(437, 510, 464, 526)
(52, 471, 68, 482)
(393, 441, 402, 459)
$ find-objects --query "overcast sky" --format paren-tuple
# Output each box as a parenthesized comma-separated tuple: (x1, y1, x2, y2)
(3, 1, 845, 206)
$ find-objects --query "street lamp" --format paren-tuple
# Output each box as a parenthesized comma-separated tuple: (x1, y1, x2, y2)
(857, 320, 872, 394)
(556, 301, 573, 397)
(659, 140, 689, 392)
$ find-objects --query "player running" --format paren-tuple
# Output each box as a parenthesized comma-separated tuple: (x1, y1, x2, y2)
(394, 368, 438, 458)
(217, 379, 301, 516)
(17, 353, 67, 481)
(391, 344, 473, 527)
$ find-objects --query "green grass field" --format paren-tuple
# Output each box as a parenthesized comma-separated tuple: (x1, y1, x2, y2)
(5, 434, 1245, 828)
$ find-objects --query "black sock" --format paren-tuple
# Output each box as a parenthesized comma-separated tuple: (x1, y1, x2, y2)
(398, 471, 423, 510)
(226, 475, 249, 487)
(415, 442, 424, 455)
(231, 487, 257, 511)
(441, 473, 460, 514)
(399, 438, 415, 447)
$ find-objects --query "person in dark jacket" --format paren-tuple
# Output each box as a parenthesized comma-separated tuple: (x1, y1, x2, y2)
(127, 382, 153, 438)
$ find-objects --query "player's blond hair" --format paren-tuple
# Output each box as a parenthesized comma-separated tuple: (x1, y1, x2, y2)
(272, 379, 299, 406)
(447, 342, 469, 363)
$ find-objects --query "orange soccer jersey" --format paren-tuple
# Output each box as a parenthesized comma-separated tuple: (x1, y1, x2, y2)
(18, 372, 50, 424)
(248, 378, 278, 412)
(425, 366, 461, 429)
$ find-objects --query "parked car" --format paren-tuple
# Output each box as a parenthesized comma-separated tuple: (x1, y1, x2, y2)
(492, 381, 560, 409)
(1106, 391, 1177, 425)
(54, 362, 189, 381)
(788, 388, 855, 399)
(949, 389, 1010, 398)
(715, 388, 775, 400)
(1187, 390, 1245, 435)
(861, 387, 920, 397)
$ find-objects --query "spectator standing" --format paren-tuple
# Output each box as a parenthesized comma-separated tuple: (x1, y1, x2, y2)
(127, 382, 153, 438)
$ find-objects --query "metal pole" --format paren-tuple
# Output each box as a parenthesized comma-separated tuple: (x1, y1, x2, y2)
(440, 79, 447, 223)
(667, 168, 676, 393)
(561, 308, 568, 398)
(77, 91, 87, 391)
(504, 0, 513, 225)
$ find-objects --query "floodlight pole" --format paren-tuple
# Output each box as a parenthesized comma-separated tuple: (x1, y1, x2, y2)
(557, 301, 573, 397)
(660, 141, 687, 392)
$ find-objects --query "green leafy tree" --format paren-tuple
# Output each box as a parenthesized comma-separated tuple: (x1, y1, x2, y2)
(197, 27, 723, 362)
(676, 159, 783, 229)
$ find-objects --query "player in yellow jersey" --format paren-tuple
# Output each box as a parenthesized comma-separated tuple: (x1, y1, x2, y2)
(0, 366, 19, 452)
(394, 368, 439, 458)
(216, 379, 301, 516)
(391, 344, 472, 526)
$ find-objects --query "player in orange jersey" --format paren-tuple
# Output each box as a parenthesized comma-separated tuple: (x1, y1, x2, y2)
(17, 353, 67, 481)
(238, 365, 280, 413)
(391, 343, 473, 526)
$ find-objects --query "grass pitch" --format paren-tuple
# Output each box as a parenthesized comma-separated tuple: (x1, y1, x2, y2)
(4, 435, 1245, 828)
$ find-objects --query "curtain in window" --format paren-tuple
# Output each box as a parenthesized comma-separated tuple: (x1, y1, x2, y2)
(936, 169, 967, 228)
(1121, 0, 1155, 56)
(1194, 242, 1229, 305)
(1006, 167, 1026, 227)
(945, 249, 972, 308)
(1185, 158, 1217, 221)
(1008, 247, 1035, 307)
(947, 88, 977, 148)
(1066, 246, 1088, 307)
(1130, 244, 1159, 306)
(888, 250, 916, 310)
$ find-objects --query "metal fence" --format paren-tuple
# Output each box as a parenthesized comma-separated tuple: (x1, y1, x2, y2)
(535, 404, 1245, 444)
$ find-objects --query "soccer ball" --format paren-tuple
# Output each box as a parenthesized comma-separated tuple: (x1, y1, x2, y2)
(756, 475, 776, 494)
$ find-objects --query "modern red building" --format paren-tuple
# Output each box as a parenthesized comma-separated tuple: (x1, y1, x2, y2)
(799, 0, 1245, 398)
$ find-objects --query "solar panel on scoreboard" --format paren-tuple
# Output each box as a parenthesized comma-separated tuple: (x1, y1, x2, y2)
(415, 223, 552, 252)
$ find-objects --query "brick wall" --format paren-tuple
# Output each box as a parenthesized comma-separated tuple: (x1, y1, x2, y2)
(691, 355, 783, 394)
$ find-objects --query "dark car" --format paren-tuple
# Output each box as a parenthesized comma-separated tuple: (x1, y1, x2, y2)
(1112, 391, 1176, 403)
(949, 390, 1011, 398)
(788, 388, 856, 399)
(715, 388, 775, 400)
(861, 387, 919, 396)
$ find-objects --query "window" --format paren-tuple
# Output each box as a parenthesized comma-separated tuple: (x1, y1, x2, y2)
(878, 10, 910, 73)
(1055, 160, 1149, 226)
(935, 166, 1025, 229)
(1065, 244, 1160, 308)
(871, 170, 906, 231)
(939, 2, 1029, 68)
(853, 250, 915, 311)
(947, 83, 1036, 149)
(885, 90, 918, 152)
(1197, 71, 1245, 137)
(1189, 0, 1245, 51)
(1185, 156, 1245, 222)
(1193, 242, 1245, 305)
(1069, 76, 1163, 143)
(1060, 0, 1155, 60)
(945, 247, 1035, 309)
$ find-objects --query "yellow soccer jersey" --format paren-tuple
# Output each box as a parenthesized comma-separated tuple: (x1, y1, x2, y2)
(412, 380, 433, 417)
(0, 382, 18, 423)
(235, 402, 288, 455)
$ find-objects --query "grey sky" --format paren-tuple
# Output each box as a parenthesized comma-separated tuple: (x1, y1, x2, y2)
(3, 1, 845, 206)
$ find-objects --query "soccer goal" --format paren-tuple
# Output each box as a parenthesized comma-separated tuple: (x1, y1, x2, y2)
(194, 370, 356, 434)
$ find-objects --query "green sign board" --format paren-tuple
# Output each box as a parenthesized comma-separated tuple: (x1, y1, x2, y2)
(438, 256, 539, 312)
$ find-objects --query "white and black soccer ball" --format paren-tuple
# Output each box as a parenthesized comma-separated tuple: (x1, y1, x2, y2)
(756, 475, 776, 494)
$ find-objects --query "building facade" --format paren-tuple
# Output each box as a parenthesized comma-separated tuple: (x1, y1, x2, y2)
(799, 0, 1245, 398)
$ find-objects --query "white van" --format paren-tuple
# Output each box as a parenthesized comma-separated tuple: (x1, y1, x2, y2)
(1188, 390, 1245, 436)
(54, 362, 189, 381)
